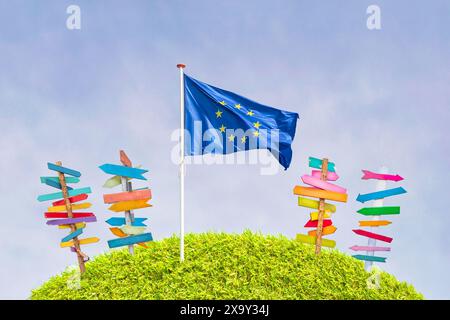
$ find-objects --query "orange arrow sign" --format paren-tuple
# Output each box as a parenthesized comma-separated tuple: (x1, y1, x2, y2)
(103, 189, 152, 204)
(359, 220, 392, 227)
(293, 186, 348, 202)
(308, 225, 337, 237)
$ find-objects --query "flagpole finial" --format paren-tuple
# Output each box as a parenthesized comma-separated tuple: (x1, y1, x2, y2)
(177, 63, 186, 69)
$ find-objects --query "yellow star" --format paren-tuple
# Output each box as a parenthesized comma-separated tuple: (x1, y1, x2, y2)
(219, 101, 226, 106)
(253, 121, 261, 129)
(235, 104, 242, 110)
(247, 110, 254, 116)
(228, 134, 235, 142)
(252, 130, 260, 137)
(215, 110, 223, 118)
(241, 136, 247, 144)
(219, 124, 226, 133)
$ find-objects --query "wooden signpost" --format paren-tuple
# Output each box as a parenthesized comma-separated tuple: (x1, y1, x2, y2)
(350, 167, 406, 269)
(37, 162, 99, 273)
(293, 157, 348, 254)
(100, 150, 153, 254)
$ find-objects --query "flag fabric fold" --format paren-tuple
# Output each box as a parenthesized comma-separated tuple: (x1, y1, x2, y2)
(183, 74, 299, 170)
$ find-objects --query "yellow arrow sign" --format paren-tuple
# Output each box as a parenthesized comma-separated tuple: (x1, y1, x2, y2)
(108, 199, 151, 212)
(310, 211, 332, 221)
(120, 225, 146, 235)
(47, 202, 92, 212)
(298, 197, 336, 212)
(359, 220, 392, 227)
(296, 234, 336, 248)
(60, 237, 100, 248)
(59, 222, 86, 229)
(308, 225, 337, 237)
(293, 186, 348, 202)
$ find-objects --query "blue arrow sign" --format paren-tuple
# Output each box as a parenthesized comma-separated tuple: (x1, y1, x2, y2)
(37, 187, 92, 202)
(99, 164, 148, 180)
(61, 228, 83, 243)
(105, 217, 147, 227)
(40, 176, 80, 184)
(356, 187, 407, 203)
(107, 233, 153, 248)
(308, 157, 335, 172)
(41, 178, 73, 191)
(352, 255, 386, 263)
(47, 163, 81, 177)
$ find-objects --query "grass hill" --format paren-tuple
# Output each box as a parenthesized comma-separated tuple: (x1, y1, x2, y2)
(31, 231, 422, 299)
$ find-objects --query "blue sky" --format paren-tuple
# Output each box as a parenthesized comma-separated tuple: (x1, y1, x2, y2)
(0, 0, 449, 299)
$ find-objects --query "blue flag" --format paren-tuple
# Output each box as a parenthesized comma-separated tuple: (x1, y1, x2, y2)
(183, 74, 299, 170)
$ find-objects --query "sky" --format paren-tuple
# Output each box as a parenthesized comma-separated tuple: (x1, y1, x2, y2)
(0, 0, 449, 299)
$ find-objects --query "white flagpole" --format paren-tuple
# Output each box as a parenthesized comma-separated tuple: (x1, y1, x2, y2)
(177, 63, 186, 262)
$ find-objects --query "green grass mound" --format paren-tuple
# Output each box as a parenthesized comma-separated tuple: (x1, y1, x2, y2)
(31, 231, 422, 299)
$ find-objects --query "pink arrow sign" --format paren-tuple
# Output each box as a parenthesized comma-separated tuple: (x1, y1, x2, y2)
(352, 229, 393, 243)
(301, 175, 347, 194)
(349, 245, 391, 252)
(361, 170, 403, 182)
(311, 170, 339, 181)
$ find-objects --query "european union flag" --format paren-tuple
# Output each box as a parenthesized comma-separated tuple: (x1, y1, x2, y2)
(184, 74, 299, 170)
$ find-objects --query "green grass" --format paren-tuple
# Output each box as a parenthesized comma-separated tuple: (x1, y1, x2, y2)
(31, 231, 423, 300)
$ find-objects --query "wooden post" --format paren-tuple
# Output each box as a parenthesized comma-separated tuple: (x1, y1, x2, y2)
(315, 158, 329, 255)
(56, 161, 86, 273)
(120, 150, 135, 255)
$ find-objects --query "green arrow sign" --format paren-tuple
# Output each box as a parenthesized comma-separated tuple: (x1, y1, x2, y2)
(357, 206, 400, 216)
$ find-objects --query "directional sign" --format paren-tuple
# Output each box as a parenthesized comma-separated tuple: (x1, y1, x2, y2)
(110, 227, 127, 237)
(41, 178, 73, 191)
(60, 237, 100, 248)
(47, 202, 92, 212)
(44, 212, 94, 219)
(294, 186, 348, 202)
(103, 175, 123, 188)
(61, 228, 83, 243)
(41, 176, 80, 184)
(106, 217, 147, 227)
(37, 187, 92, 202)
(310, 211, 332, 221)
(296, 234, 336, 248)
(352, 255, 386, 263)
(47, 216, 97, 226)
(108, 199, 151, 212)
(298, 197, 336, 212)
(47, 163, 81, 177)
(304, 219, 333, 228)
(352, 229, 393, 243)
(120, 225, 146, 235)
(308, 225, 336, 237)
(311, 170, 339, 181)
(120, 150, 132, 167)
(358, 220, 392, 227)
(357, 206, 400, 216)
(107, 233, 153, 249)
(349, 245, 391, 252)
(52, 193, 88, 206)
(103, 189, 151, 204)
(301, 175, 347, 194)
(361, 170, 403, 182)
(99, 164, 148, 180)
(356, 187, 407, 203)
(309, 157, 335, 172)
(59, 222, 86, 229)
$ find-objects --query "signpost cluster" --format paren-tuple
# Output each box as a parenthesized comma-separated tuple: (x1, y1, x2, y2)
(350, 168, 406, 268)
(38, 162, 99, 273)
(100, 150, 153, 254)
(293, 157, 348, 254)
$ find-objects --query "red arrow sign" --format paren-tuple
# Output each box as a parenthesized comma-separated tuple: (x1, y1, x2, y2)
(52, 193, 88, 206)
(304, 219, 332, 228)
(361, 170, 403, 181)
(352, 229, 393, 243)
(44, 212, 95, 219)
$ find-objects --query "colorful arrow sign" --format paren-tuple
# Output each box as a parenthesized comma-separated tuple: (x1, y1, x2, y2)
(310, 211, 332, 221)
(349, 245, 391, 252)
(60, 237, 100, 248)
(296, 234, 336, 248)
(298, 197, 336, 212)
(308, 225, 336, 237)
(308, 157, 335, 172)
(46, 216, 97, 226)
(356, 187, 407, 203)
(103, 189, 151, 204)
(105, 217, 147, 227)
(294, 186, 348, 202)
(361, 170, 403, 182)
(107, 233, 153, 249)
(357, 206, 400, 216)
(37, 187, 92, 202)
(41, 176, 80, 184)
(311, 170, 339, 181)
(352, 229, 393, 243)
(358, 220, 392, 227)
(352, 255, 386, 263)
(304, 219, 333, 228)
(44, 212, 94, 219)
(59, 222, 86, 229)
(99, 164, 148, 180)
(47, 202, 92, 212)
(301, 175, 346, 194)
(120, 225, 146, 235)
(108, 199, 151, 212)
(47, 163, 81, 177)
(52, 193, 88, 206)
(41, 178, 73, 191)
(61, 228, 83, 243)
